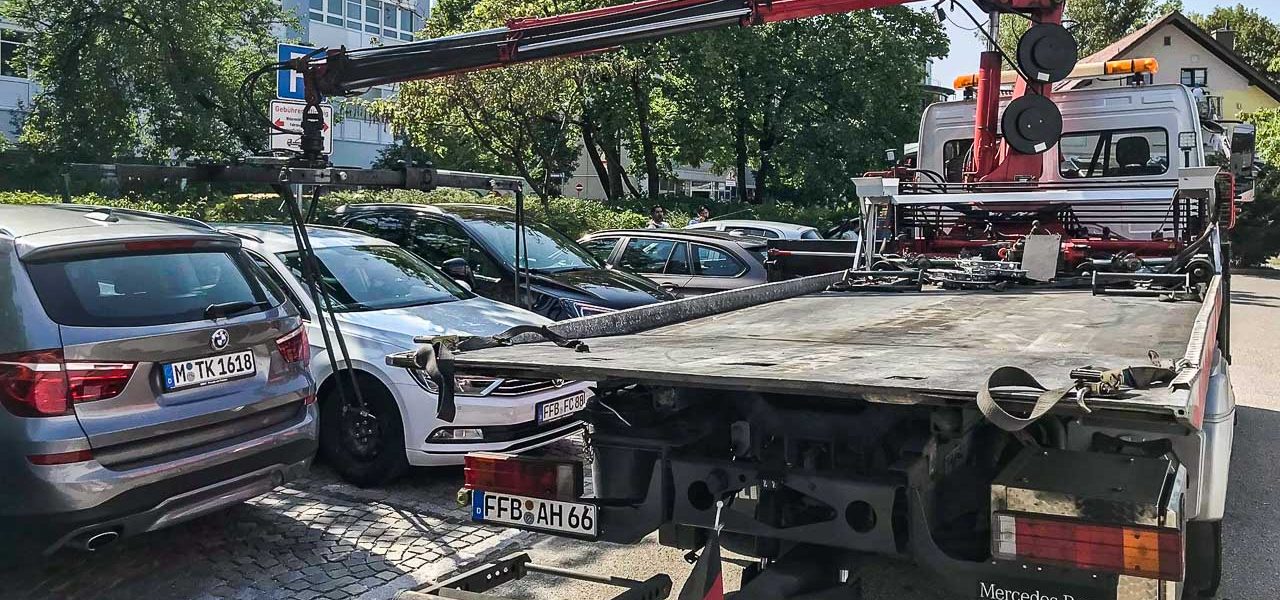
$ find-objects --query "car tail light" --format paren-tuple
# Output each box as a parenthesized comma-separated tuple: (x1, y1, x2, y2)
(27, 449, 94, 466)
(0, 350, 134, 417)
(276, 327, 309, 364)
(993, 512, 1182, 581)
(464, 452, 583, 501)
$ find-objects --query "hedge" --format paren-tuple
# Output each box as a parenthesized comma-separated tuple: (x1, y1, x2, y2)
(0, 189, 857, 239)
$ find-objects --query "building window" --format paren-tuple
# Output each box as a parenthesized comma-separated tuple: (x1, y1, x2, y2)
(1180, 68, 1208, 88)
(313, 0, 419, 39)
(1163, 35, 1171, 46)
(0, 29, 29, 79)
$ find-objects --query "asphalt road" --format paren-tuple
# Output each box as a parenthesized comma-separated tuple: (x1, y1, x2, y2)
(506, 272, 1280, 600)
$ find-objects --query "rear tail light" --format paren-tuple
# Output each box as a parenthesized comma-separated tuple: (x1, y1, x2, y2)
(0, 350, 134, 417)
(993, 512, 1183, 581)
(464, 452, 583, 501)
(123, 239, 198, 252)
(276, 327, 310, 364)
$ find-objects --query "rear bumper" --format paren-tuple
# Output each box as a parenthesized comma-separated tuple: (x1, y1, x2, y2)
(1, 404, 317, 555)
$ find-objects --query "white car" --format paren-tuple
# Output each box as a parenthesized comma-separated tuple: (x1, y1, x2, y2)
(219, 223, 591, 486)
(686, 219, 822, 240)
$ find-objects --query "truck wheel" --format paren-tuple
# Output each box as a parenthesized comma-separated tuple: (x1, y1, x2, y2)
(1183, 520, 1222, 599)
(319, 374, 409, 487)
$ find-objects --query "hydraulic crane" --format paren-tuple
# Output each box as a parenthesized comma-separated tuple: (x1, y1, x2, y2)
(281, 0, 1075, 184)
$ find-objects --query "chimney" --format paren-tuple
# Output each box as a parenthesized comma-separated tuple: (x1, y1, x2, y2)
(1213, 28, 1236, 52)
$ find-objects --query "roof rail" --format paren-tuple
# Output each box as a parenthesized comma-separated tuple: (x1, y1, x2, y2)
(338, 202, 444, 213)
(221, 230, 264, 244)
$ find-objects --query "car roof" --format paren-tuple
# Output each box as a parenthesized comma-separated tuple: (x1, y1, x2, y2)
(337, 202, 515, 221)
(585, 229, 769, 245)
(215, 223, 394, 253)
(689, 219, 817, 232)
(0, 203, 218, 239)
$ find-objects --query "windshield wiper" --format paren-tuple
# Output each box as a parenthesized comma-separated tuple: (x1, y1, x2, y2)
(205, 300, 269, 320)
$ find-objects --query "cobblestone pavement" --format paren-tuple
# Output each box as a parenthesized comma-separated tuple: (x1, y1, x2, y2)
(1, 437, 589, 600)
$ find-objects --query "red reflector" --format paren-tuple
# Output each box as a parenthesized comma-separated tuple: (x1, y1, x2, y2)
(276, 327, 310, 364)
(303, 394, 317, 406)
(993, 512, 1183, 581)
(0, 349, 71, 417)
(28, 449, 94, 465)
(123, 239, 198, 252)
(464, 452, 583, 501)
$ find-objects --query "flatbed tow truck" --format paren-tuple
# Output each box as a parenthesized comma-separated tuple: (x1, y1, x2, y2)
(78, 0, 1246, 596)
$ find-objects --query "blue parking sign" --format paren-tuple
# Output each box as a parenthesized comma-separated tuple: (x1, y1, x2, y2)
(276, 43, 317, 100)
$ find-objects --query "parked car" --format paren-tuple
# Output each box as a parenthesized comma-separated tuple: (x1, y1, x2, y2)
(579, 229, 769, 296)
(686, 219, 823, 240)
(0, 205, 316, 560)
(218, 223, 592, 486)
(332, 203, 673, 320)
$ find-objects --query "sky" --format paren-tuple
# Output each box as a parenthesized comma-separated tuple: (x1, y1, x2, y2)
(931, 0, 1280, 93)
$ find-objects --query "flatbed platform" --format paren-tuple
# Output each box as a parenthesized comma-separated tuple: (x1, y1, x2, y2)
(451, 288, 1210, 420)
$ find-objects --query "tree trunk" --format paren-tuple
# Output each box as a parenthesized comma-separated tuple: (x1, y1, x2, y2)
(580, 113, 616, 202)
(631, 74, 660, 200)
(757, 102, 777, 206)
(601, 131, 625, 201)
(735, 108, 749, 204)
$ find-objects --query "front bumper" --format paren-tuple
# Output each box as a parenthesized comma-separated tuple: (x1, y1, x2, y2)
(409, 418, 586, 466)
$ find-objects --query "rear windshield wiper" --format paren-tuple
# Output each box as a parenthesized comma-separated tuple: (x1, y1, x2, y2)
(205, 300, 269, 320)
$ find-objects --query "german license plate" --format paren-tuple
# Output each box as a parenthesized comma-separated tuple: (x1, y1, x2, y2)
(471, 490, 597, 537)
(536, 391, 588, 424)
(162, 350, 256, 391)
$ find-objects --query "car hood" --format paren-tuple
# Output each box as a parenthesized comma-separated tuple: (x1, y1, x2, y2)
(334, 296, 549, 351)
(534, 267, 672, 308)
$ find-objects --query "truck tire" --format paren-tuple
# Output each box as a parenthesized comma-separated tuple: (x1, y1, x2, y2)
(319, 374, 409, 488)
(1183, 520, 1222, 599)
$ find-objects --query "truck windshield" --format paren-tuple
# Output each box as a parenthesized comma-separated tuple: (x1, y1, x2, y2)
(278, 245, 471, 312)
(1060, 128, 1170, 179)
(463, 216, 604, 273)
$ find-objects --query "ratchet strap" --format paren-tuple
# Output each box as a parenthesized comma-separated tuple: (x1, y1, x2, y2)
(456, 324, 591, 353)
(978, 360, 1180, 434)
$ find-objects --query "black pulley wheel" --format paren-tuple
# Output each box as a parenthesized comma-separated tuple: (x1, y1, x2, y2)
(1016, 23, 1079, 83)
(1002, 94, 1063, 155)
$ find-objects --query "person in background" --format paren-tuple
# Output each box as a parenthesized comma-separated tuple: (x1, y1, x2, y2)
(688, 205, 711, 226)
(647, 205, 670, 229)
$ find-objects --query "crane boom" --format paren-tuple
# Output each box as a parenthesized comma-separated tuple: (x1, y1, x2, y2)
(288, 0, 1068, 181)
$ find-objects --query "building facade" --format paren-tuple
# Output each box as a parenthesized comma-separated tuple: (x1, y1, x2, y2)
(1066, 12, 1280, 120)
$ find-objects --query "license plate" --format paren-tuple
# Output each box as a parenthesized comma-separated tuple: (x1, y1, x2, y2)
(472, 490, 597, 537)
(537, 391, 588, 424)
(162, 350, 256, 391)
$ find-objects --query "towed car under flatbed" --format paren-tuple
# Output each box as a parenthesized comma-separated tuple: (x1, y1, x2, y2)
(438, 281, 1218, 423)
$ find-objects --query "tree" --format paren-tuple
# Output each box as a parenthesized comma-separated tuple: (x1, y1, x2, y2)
(1191, 4, 1280, 81)
(3, 0, 292, 162)
(373, 0, 592, 201)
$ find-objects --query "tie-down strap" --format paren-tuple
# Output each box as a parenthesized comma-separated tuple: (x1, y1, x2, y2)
(977, 362, 1179, 433)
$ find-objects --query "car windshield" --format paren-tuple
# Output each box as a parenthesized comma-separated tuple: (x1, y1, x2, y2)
(463, 216, 604, 273)
(278, 245, 471, 312)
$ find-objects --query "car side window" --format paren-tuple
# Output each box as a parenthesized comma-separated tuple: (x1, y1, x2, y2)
(666, 241, 690, 275)
(410, 219, 473, 265)
(343, 213, 411, 247)
(247, 251, 310, 320)
(693, 244, 746, 277)
(581, 237, 620, 262)
(727, 227, 777, 238)
(619, 238, 677, 274)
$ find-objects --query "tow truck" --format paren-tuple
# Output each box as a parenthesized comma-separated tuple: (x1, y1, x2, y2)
(84, 0, 1242, 597)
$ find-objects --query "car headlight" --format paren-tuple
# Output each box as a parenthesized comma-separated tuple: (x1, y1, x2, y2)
(564, 299, 616, 318)
(428, 427, 484, 441)
(408, 369, 502, 396)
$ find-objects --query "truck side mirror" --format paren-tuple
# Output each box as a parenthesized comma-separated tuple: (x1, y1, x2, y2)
(442, 257, 474, 290)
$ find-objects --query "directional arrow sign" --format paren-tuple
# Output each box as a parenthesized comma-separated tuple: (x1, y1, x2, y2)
(269, 99, 333, 155)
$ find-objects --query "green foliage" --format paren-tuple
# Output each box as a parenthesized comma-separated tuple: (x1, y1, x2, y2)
(1191, 4, 1280, 81)
(2, 0, 292, 162)
(1231, 165, 1280, 267)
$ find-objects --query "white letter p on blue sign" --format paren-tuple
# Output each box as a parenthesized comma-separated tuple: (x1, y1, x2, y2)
(277, 43, 317, 101)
